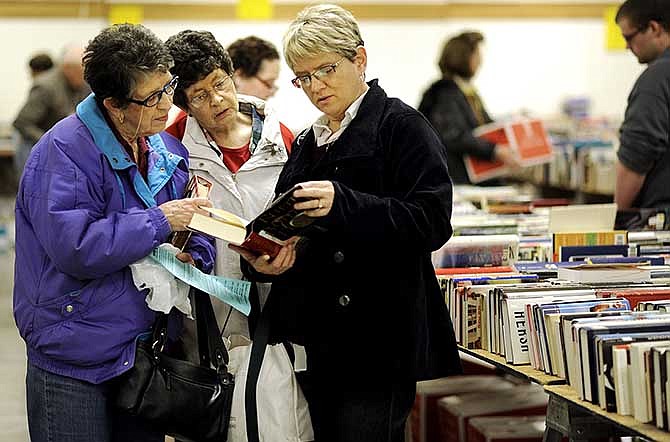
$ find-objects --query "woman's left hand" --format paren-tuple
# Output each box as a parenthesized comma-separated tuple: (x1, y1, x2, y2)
(293, 181, 335, 217)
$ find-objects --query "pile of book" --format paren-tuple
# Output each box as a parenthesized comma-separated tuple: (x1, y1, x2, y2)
(409, 375, 548, 442)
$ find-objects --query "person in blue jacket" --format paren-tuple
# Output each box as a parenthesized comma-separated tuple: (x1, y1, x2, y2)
(13, 24, 214, 442)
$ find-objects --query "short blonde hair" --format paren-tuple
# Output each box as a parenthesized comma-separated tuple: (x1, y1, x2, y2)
(283, 4, 364, 71)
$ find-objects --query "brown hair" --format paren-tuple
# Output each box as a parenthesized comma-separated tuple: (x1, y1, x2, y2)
(438, 31, 484, 79)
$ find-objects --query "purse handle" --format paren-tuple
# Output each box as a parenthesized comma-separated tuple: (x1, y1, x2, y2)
(150, 287, 230, 375)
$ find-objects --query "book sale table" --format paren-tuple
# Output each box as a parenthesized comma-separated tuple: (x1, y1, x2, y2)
(458, 347, 670, 442)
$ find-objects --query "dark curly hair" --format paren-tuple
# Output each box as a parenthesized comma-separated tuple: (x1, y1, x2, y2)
(227, 36, 279, 78)
(165, 30, 234, 109)
(616, 0, 670, 32)
(438, 31, 484, 80)
(83, 23, 173, 108)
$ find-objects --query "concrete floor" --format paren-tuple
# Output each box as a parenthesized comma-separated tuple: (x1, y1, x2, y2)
(0, 247, 28, 441)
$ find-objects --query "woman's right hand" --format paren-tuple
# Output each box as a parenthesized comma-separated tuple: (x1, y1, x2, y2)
(229, 236, 299, 275)
(159, 197, 212, 231)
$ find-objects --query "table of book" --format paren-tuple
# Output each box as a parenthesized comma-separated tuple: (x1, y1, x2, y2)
(459, 347, 670, 442)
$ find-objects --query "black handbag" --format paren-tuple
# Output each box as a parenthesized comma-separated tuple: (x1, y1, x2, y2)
(116, 288, 234, 442)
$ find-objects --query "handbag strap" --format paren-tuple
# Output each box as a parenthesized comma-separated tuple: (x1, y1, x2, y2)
(245, 283, 276, 442)
(193, 287, 230, 369)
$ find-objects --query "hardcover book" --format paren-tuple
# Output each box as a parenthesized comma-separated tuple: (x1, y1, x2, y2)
(187, 184, 314, 258)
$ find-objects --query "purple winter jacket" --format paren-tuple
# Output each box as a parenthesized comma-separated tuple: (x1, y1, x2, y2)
(13, 95, 214, 384)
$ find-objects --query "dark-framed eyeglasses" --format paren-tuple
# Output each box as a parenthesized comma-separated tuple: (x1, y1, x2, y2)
(291, 58, 345, 89)
(127, 76, 179, 108)
(188, 75, 234, 109)
(255, 76, 278, 91)
(622, 24, 648, 44)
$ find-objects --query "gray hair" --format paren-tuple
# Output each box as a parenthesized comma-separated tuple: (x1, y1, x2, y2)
(283, 4, 364, 71)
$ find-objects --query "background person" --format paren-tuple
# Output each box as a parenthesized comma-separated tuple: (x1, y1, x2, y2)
(12, 44, 90, 176)
(13, 23, 214, 442)
(418, 31, 518, 184)
(228, 35, 280, 100)
(234, 5, 461, 441)
(615, 0, 670, 209)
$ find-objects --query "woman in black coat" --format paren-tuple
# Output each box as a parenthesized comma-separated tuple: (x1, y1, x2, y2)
(418, 31, 518, 184)
(233, 4, 461, 441)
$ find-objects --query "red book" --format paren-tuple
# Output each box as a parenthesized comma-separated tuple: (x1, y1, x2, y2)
(465, 119, 553, 183)
(435, 266, 515, 276)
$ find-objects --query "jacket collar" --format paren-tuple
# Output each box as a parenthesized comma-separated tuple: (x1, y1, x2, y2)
(76, 94, 184, 208)
(297, 79, 385, 166)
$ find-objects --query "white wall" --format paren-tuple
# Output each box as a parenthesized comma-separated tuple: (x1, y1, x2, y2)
(0, 16, 645, 132)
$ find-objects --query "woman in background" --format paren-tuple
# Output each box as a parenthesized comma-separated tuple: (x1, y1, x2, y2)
(13, 24, 213, 442)
(418, 31, 518, 184)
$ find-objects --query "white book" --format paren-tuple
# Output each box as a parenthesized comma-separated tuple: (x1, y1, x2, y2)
(631, 341, 667, 422)
(501, 291, 594, 365)
(613, 345, 633, 415)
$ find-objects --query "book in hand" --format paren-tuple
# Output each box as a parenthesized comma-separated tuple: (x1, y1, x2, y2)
(187, 184, 315, 258)
(170, 175, 213, 251)
(464, 118, 554, 183)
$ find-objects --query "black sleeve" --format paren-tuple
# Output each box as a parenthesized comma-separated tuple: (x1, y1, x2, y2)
(424, 89, 496, 160)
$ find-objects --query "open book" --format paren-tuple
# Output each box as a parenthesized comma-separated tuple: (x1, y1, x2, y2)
(187, 184, 315, 258)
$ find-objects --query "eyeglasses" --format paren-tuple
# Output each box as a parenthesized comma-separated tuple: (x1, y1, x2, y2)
(127, 76, 179, 108)
(291, 58, 345, 88)
(255, 76, 277, 91)
(622, 24, 648, 44)
(188, 75, 234, 109)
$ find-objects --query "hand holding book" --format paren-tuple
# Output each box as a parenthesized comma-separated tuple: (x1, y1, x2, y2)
(187, 183, 317, 259)
(229, 236, 299, 275)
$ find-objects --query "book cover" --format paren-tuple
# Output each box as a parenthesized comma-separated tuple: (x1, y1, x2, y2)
(170, 175, 212, 250)
(464, 119, 553, 183)
(552, 231, 627, 262)
(187, 184, 315, 258)
(467, 416, 545, 442)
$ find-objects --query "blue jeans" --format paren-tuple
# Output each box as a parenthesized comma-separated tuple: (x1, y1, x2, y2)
(26, 363, 164, 442)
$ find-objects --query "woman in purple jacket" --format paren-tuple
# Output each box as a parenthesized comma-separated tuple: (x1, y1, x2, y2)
(13, 24, 214, 442)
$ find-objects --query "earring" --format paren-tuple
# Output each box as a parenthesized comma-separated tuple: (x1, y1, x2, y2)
(118, 113, 124, 124)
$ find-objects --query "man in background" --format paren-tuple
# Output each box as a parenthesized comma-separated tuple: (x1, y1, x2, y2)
(615, 0, 670, 209)
(13, 44, 90, 174)
(228, 36, 280, 100)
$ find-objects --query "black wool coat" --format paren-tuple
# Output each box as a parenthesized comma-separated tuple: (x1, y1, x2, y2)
(418, 78, 495, 184)
(267, 80, 461, 385)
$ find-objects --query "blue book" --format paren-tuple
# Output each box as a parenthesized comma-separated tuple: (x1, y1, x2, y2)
(560, 244, 628, 262)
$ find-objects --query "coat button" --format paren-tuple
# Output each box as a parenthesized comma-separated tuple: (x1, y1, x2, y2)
(338, 295, 351, 307)
(65, 305, 74, 313)
(333, 251, 344, 264)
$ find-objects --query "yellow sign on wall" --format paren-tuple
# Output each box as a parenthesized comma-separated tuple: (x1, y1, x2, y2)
(108, 4, 144, 25)
(236, 0, 272, 20)
(605, 6, 626, 51)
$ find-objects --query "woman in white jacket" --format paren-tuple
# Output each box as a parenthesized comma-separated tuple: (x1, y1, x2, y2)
(165, 30, 294, 345)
